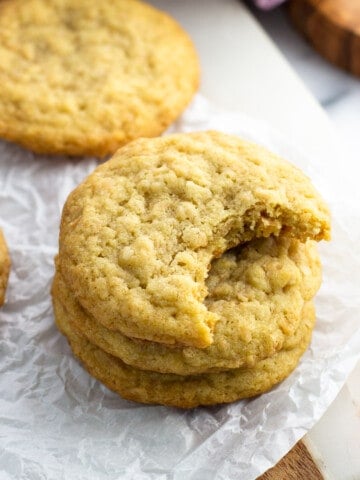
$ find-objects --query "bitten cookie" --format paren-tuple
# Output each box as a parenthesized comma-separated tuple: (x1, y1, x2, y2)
(53, 236, 322, 374)
(55, 300, 316, 408)
(58, 131, 330, 349)
(0, 0, 199, 156)
(0, 230, 11, 306)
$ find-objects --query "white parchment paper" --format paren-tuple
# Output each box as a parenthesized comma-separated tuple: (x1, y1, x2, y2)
(0, 96, 359, 480)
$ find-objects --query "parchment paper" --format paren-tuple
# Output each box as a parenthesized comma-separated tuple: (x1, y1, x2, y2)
(0, 95, 359, 480)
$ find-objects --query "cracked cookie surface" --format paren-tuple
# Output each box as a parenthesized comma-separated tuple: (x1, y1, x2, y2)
(53, 236, 321, 374)
(0, 0, 199, 156)
(58, 131, 330, 348)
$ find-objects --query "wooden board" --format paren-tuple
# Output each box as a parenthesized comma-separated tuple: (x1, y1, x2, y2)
(258, 440, 324, 479)
(288, 0, 360, 77)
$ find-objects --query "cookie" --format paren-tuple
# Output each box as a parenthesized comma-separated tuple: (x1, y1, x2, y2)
(55, 299, 315, 408)
(0, 229, 11, 306)
(0, 0, 199, 156)
(58, 131, 330, 349)
(53, 236, 321, 374)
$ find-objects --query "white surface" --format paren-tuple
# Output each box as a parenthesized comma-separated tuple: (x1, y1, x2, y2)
(251, 7, 360, 479)
(153, 0, 332, 149)
(253, 6, 360, 167)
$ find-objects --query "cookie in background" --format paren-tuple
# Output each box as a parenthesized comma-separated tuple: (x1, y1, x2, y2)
(0, 0, 199, 157)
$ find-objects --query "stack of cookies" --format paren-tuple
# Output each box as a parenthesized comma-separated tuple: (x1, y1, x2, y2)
(52, 131, 331, 408)
(0, 0, 331, 408)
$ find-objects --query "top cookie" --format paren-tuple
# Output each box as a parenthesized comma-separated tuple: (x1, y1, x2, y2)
(0, 229, 11, 306)
(0, 0, 199, 156)
(58, 131, 330, 348)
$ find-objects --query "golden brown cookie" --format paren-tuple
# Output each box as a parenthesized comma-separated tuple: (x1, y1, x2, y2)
(55, 300, 316, 408)
(0, 229, 11, 306)
(58, 131, 330, 349)
(0, 0, 199, 156)
(52, 236, 321, 374)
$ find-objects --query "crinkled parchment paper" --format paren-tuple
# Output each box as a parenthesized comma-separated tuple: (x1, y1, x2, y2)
(0, 96, 359, 480)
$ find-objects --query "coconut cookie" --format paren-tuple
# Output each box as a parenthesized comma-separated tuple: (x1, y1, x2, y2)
(58, 131, 330, 349)
(55, 299, 315, 408)
(0, 230, 11, 306)
(0, 0, 199, 156)
(52, 236, 322, 374)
